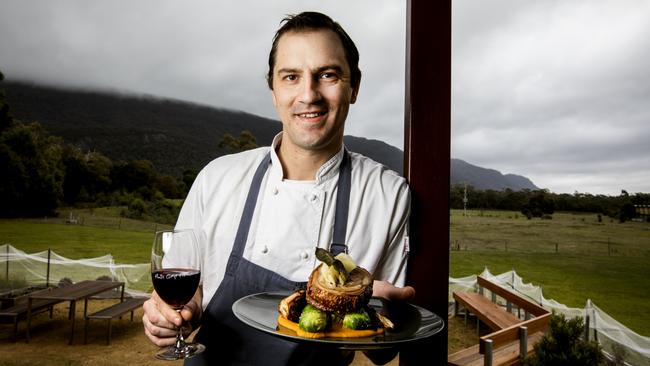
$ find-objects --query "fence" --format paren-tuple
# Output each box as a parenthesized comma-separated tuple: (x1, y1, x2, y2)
(450, 268, 650, 366)
(1, 244, 150, 297)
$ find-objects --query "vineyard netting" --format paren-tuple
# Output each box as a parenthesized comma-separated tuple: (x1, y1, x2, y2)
(2, 244, 648, 364)
(0, 244, 150, 297)
(450, 268, 650, 366)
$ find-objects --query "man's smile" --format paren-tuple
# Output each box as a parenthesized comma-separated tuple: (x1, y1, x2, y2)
(295, 111, 327, 118)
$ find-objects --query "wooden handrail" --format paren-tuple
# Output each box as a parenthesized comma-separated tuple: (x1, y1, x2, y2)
(479, 312, 551, 353)
(477, 276, 548, 317)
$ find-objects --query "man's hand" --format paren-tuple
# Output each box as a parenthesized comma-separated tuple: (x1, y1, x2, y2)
(142, 289, 202, 347)
(372, 280, 416, 302)
(364, 281, 415, 365)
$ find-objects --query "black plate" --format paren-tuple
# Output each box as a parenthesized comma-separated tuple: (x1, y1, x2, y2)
(232, 291, 445, 350)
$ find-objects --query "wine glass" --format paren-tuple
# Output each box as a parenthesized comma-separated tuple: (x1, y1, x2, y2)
(151, 229, 205, 360)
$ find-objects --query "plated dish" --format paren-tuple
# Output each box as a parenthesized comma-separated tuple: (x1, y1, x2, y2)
(232, 291, 445, 350)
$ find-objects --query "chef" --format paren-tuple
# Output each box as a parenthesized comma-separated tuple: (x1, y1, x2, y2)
(143, 11, 415, 365)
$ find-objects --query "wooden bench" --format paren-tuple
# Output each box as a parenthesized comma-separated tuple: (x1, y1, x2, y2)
(0, 298, 61, 341)
(84, 296, 147, 345)
(449, 276, 551, 366)
(454, 291, 520, 332)
(449, 327, 545, 366)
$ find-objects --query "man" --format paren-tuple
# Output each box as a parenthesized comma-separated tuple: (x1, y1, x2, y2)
(143, 11, 414, 365)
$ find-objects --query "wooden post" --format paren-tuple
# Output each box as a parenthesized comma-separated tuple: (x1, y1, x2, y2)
(519, 326, 528, 360)
(5, 244, 8, 281)
(401, 0, 451, 365)
(46, 248, 51, 287)
(484, 339, 493, 366)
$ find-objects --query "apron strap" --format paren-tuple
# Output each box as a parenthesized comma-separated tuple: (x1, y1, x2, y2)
(230, 152, 271, 260)
(330, 150, 351, 256)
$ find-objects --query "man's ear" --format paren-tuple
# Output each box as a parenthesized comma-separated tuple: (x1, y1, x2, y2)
(271, 89, 278, 107)
(350, 76, 361, 104)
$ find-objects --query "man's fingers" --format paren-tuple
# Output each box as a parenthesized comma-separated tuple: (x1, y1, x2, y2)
(372, 280, 416, 302)
(142, 294, 185, 347)
(391, 285, 416, 301)
(147, 292, 183, 327)
(142, 312, 178, 345)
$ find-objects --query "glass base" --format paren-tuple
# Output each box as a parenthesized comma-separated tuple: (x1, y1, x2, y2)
(155, 342, 205, 360)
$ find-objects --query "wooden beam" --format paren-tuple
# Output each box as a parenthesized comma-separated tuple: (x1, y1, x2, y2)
(401, 0, 451, 365)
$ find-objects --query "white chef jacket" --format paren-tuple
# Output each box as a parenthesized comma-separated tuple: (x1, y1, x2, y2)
(175, 133, 410, 309)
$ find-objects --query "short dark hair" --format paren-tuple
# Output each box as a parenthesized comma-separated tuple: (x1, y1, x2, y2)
(266, 12, 361, 91)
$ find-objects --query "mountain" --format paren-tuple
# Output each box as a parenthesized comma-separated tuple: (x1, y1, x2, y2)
(451, 159, 538, 191)
(3, 80, 537, 191)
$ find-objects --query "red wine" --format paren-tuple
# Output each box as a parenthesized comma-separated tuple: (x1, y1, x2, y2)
(152, 268, 200, 309)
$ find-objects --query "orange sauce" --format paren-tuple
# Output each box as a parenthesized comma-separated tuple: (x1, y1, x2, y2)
(277, 315, 384, 339)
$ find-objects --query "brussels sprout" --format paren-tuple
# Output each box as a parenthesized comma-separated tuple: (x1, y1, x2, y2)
(299, 304, 329, 332)
(342, 308, 372, 330)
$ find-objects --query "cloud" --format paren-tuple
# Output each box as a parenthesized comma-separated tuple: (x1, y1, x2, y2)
(452, 0, 650, 194)
(0, 0, 406, 150)
(1, 0, 648, 195)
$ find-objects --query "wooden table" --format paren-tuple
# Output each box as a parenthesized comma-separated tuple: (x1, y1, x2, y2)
(27, 280, 125, 344)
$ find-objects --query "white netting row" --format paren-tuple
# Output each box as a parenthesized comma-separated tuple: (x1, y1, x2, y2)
(450, 267, 650, 366)
(0, 244, 150, 297)
(2, 244, 648, 364)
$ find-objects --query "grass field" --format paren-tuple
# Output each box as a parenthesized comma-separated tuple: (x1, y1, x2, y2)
(0, 207, 172, 264)
(1, 208, 648, 337)
(450, 209, 650, 336)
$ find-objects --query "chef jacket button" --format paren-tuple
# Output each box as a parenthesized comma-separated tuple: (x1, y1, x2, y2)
(300, 251, 309, 259)
(272, 187, 279, 195)
(310, 194, 318, 202)
(261, 246, 269, 254)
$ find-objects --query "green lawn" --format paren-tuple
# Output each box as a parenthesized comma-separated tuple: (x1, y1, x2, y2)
(0, 218, 169, 264)
(450, 209, 650, 336)
(1, 208, 648, 336)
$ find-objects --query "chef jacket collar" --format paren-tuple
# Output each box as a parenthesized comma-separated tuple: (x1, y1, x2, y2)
(269, 132, 346, 186)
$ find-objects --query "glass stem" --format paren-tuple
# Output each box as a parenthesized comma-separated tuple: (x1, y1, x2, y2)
(175, 331, 186, 351)
(174, 309, 186, 353)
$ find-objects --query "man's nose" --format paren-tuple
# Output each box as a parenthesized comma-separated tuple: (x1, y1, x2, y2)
(299, 76, 322, 104)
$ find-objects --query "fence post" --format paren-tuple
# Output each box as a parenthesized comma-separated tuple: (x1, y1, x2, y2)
(5, 244, 9, 281)
(519, 326, 528, 361)
(484, 339, 493, 366)
(46, 249, 51, 287)
(607, 238, 611, 256)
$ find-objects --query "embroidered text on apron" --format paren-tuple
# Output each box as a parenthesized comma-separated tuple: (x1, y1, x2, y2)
(186, 150, 352, 366)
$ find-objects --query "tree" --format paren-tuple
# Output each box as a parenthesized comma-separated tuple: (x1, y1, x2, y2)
(111, 159, 156, 194)
(0, 121, 64, 217)
(522, 189, 555, 218)
(0, 70, 13, 132)
(155, 174, 183, 199)
(218, 130, 258, 153)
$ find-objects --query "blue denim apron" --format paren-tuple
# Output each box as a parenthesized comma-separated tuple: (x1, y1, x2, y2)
(186, 150, 352, 366)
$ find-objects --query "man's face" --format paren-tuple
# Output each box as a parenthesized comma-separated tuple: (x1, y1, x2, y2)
(271, 29, 358, 155)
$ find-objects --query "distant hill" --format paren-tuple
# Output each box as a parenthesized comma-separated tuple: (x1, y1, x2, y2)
(451, 159, 538, 191)
(3, 80, 537, 191)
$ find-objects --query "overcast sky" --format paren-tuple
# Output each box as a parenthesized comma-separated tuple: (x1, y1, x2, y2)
(1, 1, 648, 195)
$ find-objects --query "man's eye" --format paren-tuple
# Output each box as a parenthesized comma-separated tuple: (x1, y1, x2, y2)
(283, 75, 297, 82)
(321, 72, 338, 80)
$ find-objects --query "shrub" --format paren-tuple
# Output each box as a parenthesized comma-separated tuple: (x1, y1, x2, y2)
(524, 312, 604, 366)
